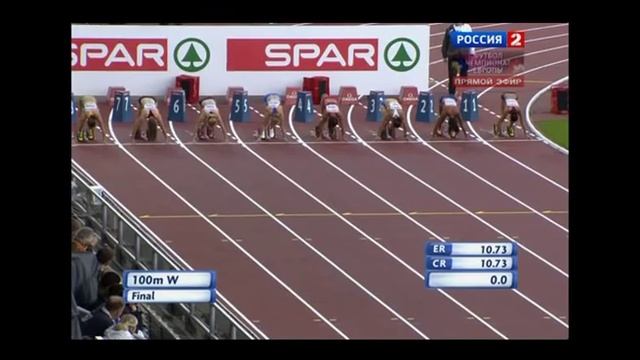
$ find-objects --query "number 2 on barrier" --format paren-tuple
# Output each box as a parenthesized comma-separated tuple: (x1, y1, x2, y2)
(420, 99, 427, 113)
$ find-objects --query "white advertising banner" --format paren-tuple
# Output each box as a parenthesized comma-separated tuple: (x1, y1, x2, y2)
(72, 24, 430, 96)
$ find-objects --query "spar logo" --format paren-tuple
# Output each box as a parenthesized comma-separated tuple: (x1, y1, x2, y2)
(71, 38, 168, 71)
(174, 38, 210, 72)
(384, 38, 420, 72)
(227, 39, 378, 71)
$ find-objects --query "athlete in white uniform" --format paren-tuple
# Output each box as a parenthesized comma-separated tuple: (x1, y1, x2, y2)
(76, 95, 107, 143)
(261, 93, 286, 140)
(379, 98, 408, 140)
(194, 98, 227, 141)
(315, 95, 344, 140)
(432, 95, 467, 139)
(132, 96, 168, 142)
(494, 92, 526, 137)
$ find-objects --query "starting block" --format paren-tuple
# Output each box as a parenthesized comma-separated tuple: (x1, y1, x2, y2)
(226, 87, 244, 105)
(338, 86, 358, 105)
(285, 87, 300, 106)
(399, 86, 419, 107)
(107, 86, 126, 107)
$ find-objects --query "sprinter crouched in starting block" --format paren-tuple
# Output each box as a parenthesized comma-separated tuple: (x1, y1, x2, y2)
(194, 98, 227, 142)
(493, 92, 527, 138)
(432, 95, 467, 139)
(76, 95, 108, 143)
(315, 95, 344, 140)
(131, 96, 169, 142)
(260, 93, 286, 140)
(379, 97, 408, 140)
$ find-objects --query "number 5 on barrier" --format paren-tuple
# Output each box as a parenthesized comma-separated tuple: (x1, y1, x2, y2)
(230, 91, 250, 122)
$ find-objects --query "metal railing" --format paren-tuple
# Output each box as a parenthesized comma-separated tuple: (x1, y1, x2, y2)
(72, 161, 264, 339)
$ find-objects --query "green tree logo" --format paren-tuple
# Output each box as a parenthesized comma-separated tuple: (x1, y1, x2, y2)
(384, 38, 420, 72)
(174, 38, 210, 72)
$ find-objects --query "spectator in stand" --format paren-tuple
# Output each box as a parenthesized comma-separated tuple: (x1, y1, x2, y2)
(72, 290, 83, 339)
(106, 283, 148, 336)
(107, 283, 124, 297)
(96, 247, 115, 279)
(71, 227, 100, 310)
(98, 271, 121, 301)
(104, 314, 147, 340)
(81, 296, 125, 338)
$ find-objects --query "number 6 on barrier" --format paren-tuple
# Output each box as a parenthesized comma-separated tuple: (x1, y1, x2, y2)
(168, 90, 185, 122)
